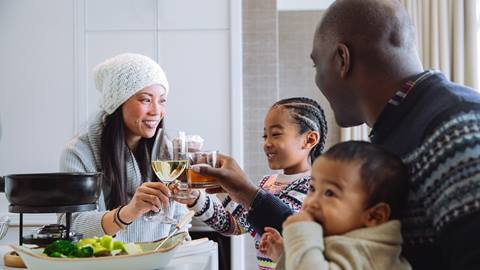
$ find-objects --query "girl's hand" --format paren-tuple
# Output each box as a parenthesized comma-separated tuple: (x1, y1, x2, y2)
(171, 184, 201, 206)
(259, 227, 284, 262)
(282, 210, 315, 228)
(122, 182, 171, 220)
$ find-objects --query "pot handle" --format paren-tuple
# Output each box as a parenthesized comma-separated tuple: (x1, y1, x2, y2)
(0, 176, 4, 192)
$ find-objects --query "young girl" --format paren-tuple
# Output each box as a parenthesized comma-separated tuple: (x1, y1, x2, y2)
(175, 97, 328, 270)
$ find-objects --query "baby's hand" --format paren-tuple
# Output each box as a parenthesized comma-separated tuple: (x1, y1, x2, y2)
(282, 210, 314, 228)
(259, 227, 284, 262)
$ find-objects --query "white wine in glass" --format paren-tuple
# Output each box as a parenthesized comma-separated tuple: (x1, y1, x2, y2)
(143, 129, 187, 224)
(151, 160, 187, 181)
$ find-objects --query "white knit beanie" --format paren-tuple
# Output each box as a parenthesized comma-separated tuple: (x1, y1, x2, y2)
(93, 53, 169, 114)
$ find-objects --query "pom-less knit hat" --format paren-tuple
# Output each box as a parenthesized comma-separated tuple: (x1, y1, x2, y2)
(93, 53, 169, 114)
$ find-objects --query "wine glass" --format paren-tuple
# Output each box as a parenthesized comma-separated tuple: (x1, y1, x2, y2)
(169, 135, 199, 200)
(143, 128, 188, 224)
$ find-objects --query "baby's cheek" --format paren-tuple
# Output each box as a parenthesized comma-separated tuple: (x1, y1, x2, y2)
(300, 203, 308, 211)
(300, 207, 314, 219)
(302, 194, 314, 208)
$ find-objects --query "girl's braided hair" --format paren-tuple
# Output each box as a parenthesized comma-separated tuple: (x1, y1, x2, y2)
(272, 97, 328, 161)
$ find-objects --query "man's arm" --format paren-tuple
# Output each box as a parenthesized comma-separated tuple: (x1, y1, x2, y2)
(246, 190, 294, 234)
(418, 108, 480, 270)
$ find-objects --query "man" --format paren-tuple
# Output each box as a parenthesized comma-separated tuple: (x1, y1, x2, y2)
(194, 0, 480, 269)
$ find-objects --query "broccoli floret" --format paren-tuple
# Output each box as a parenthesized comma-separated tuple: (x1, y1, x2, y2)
(74, 246, 94, 258)
(49, 252, 63, 258)
(43, 240, 76, 257)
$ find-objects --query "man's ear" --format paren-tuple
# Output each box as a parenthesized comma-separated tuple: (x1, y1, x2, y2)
(303, 131, 319, 149)
(364, 202, 391, 227)
(336, 43, 350, 78)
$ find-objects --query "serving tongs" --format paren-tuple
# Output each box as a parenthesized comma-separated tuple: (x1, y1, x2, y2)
(154, 210, 194, 251)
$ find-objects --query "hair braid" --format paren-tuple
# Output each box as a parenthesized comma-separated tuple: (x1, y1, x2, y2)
(272, 97, 328, 161)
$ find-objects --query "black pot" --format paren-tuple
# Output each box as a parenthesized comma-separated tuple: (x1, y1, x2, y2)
(0, 176, 4, 192)
(3, 172, 102, 207)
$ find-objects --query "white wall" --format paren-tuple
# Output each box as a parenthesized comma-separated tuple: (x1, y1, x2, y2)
(0, 0, 76, 225)
(81, 0, 233, 152)
(0, 0, 242, 228)
(1, 1, 245, 269)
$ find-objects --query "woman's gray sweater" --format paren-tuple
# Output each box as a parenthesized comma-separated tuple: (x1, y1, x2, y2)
(58, 113, 188, 242)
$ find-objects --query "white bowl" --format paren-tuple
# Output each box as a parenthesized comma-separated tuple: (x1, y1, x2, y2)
(10, 232, 187, 270)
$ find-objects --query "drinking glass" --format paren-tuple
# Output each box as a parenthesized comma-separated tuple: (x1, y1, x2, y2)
(187, 150, 220, 189)
(143, 129, 188, 224)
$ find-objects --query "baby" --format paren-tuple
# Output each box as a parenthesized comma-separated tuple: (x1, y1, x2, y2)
(260, 141, 412, 270)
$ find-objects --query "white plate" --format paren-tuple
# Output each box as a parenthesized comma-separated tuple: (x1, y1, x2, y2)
(10, 232, 187, 270)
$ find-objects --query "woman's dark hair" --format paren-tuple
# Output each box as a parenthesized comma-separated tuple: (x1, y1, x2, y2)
(322, 141, 409, 220)
(100, 107, 162, 210)
(272, 97, 328, 161)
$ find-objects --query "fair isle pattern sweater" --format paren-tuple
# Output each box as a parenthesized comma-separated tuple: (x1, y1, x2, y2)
(190, 173, 310, 270)
(58, 112, 188, 243)
(369, 71, 480, 269)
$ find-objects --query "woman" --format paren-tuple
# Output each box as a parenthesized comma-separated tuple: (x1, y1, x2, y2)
(59, 53, 187, 242)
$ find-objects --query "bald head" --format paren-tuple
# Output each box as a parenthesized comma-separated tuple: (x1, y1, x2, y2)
(311, 0, 423, 128)
(316, 0, 420, 75)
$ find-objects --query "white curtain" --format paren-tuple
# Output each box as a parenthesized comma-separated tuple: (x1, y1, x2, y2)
(340, 124, 370, 142)
(401, 0, 478, 88)
(341, 0, 479, 142)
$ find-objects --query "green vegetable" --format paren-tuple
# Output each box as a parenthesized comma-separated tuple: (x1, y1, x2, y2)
(100, 235, 114, 250)
(43, 240, 76, 257)
(43, 236, 143, 258)
(123, 243, 143, 255)
(49, 252, 63, 258)
(111, 249, 123, 256)
(113, 240, 125, 252)
(77, 237, 98, 247)
(92, 242, 110, 256)
(74, 246, 94, 258)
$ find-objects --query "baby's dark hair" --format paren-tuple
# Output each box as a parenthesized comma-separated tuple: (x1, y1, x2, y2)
(322, 141, 409, 220)
(272, 97, 328, 161)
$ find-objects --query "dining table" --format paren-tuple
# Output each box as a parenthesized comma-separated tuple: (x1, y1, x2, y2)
(0, 238, 218, 270)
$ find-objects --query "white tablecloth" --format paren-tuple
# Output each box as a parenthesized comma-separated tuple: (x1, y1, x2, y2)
(0, 240, 218, 270)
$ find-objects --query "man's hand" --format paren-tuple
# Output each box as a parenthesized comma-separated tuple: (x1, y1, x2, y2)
(282, 210, 315, 228)
(191, 153, 259, 208)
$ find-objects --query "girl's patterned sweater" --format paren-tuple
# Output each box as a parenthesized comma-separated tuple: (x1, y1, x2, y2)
(189, 172, 311, 270)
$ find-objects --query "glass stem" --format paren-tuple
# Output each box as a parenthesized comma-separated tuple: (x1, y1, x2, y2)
(164, 197, 173, 218)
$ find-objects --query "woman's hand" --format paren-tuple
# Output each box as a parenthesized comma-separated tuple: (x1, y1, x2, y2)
(259, 227, 284, 262)
(121, 182, 172, 221)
